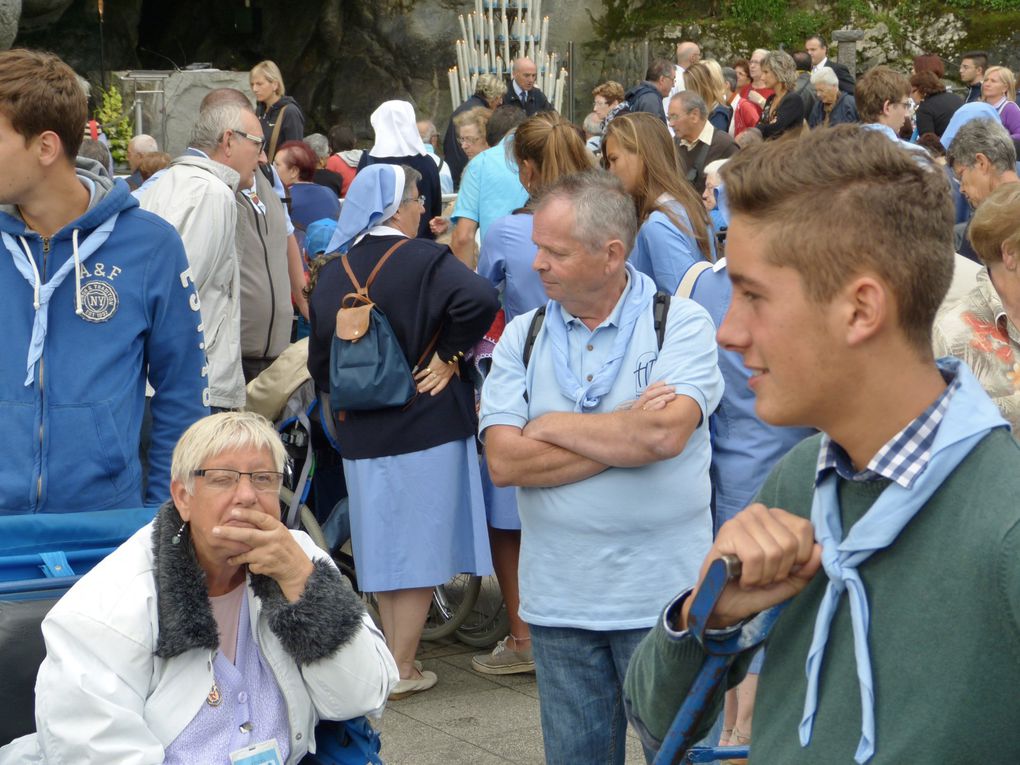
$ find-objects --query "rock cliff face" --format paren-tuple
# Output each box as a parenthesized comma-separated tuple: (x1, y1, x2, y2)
(7, 0, 1020, 142)
(8, 0, 594, 139)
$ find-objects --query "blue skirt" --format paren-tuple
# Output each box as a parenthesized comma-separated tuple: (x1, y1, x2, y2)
(343, 438, 494, 592)
(480, 453, 521, 530)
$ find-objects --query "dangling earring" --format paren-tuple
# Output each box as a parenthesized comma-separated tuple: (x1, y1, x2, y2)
(171, 521, 188, 545)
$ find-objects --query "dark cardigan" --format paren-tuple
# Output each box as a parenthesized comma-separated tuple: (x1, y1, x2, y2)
(758, 91, 806, 139)
(307, 234, 499, 460)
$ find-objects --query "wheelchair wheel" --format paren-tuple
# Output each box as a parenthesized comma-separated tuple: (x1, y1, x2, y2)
(454, 575, 511, 647)
(279, 487, 380, 626)
(420, 573, 482, 641)
(279, 486, 328, 551)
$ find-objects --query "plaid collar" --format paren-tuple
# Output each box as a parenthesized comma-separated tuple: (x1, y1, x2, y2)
(816, 369, 962, 489)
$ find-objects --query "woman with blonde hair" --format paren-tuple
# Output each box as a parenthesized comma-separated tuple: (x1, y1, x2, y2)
(602, 112, 713, 292)
(250, 59, 305, 160)
(982, 65, 1020, 139)
(471, 112, 593, 676)
(755, 49, 805, 140)
(686, 61, 733, 131)
(452, 106, 493, 162)
(443, 73, 506, 186)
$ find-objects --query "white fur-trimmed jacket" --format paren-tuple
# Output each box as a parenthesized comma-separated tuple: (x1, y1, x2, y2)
(0, 503, 397, 765)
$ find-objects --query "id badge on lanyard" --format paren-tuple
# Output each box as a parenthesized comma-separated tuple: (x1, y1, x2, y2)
(229, 739, 284, 765)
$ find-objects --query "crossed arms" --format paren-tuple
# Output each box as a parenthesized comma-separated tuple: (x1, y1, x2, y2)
(486, 382, 702, 488)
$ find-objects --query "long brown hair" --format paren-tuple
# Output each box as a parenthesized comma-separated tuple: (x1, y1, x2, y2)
(512, 111, 594, 196)
(685, 62, 726, 111)
(601, 112, 713, 261)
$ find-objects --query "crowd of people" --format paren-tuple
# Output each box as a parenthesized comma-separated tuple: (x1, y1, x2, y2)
(1, 29, 1019, 765)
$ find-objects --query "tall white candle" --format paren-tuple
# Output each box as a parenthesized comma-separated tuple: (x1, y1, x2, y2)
(489, 12, 496, 72)
(502, 13, 510, 65)
(517, 0, 524, 54)
(533, 0, 541, 34)
(476, 0, 483, 26)
(466, 15, 476, 69)
(541, 16, 549, 50)
(459, 15, 468, 48)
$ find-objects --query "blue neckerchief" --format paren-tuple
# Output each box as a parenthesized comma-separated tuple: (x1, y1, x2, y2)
(860, 123, 929, 156)
(542, 262, 657, 412)
(799, 358, 1007, 763)
(4, 214, 119, 386)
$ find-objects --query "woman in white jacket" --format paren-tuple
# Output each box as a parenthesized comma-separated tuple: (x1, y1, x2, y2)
(0, 412, 397, 764)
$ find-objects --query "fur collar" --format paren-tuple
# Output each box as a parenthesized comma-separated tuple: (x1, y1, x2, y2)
(151, 502, 365, 664)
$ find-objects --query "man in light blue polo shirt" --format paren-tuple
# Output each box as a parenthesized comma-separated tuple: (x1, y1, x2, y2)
(480, 170, 722, 764)
(449, 106, 529, 266)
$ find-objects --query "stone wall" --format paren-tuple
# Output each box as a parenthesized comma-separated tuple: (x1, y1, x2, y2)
(113, 70, 252, 157)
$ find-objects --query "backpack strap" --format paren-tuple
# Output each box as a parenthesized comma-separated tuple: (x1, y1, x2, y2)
(674, 261, 713, 300)
(653, 291, 671, 351)
(340, 238, 409, 303)
(522, 305, 547, 368)
(523, 294, 668, 362)
(267, 103, 289, 161)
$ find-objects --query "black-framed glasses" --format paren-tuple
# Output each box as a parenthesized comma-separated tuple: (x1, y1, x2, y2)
(231, 128, 266, 151)
(401, 195, 426, 206)
(193, 468, 283, 492)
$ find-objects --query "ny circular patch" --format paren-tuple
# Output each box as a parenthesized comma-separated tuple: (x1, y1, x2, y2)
(78, 281, 119, 323)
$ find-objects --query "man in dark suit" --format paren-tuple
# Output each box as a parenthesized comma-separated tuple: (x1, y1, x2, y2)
(668, 91, 738, 194)
(503, 57, 553, 117)
(806, 35, 855, 95)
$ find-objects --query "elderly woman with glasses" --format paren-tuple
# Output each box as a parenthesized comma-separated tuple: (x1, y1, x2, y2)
(1, 411, 396, 764)
(453, 106, 492, 162)
(307, 163, 499, 699)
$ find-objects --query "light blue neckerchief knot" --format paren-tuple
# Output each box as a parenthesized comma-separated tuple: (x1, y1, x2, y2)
(4, 213, 119, 387)
(542, 263, 657, 413)
(798, 359, 1007, 763)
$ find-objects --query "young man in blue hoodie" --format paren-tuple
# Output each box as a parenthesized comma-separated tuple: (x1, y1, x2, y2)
(0, 49, 209, 515)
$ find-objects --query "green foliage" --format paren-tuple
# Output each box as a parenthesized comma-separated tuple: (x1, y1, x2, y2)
(94, 86, 133, 165)
(588, 0, 711, 42)
(945, 0, 1020, 9)
(726, 0, 787, 25)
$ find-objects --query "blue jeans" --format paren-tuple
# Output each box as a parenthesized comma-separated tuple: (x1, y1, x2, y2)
(530, 624, 655, 765)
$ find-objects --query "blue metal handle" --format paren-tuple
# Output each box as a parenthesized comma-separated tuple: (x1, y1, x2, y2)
(653, 556, 785, 765)
(685, 745, 750, 763)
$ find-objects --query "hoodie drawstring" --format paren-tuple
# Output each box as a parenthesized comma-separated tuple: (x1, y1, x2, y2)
(72, 229, 83, 317)
(17, 235, 42, 310)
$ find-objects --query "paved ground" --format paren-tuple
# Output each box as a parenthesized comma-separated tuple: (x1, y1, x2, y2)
(377, 634, 649, 764)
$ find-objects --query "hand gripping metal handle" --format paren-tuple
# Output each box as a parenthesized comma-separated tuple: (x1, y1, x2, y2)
(653, 555, 786, 765)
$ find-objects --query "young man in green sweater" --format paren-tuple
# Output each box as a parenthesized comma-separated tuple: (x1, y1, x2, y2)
(624, 125, 1020, 764)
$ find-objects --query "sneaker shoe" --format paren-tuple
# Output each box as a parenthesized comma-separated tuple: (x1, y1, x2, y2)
(471, 636, 535, 675)
(388, 670, 438, 700)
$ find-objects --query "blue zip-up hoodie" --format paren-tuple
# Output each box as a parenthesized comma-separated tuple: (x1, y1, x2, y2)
(0, 158, 209, 514)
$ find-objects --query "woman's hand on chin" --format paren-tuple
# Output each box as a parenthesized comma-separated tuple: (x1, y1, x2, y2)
(214, 508, 315, 602)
